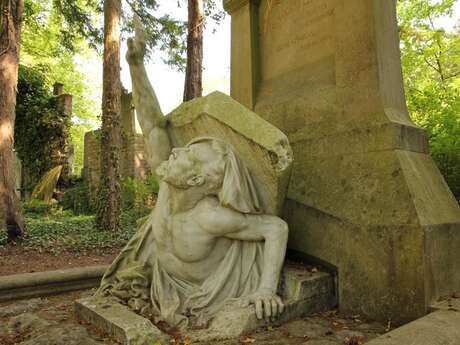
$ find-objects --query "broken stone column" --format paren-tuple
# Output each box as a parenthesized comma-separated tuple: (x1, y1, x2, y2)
(224, 0, 460, 324)
(53, 82, 73, 182)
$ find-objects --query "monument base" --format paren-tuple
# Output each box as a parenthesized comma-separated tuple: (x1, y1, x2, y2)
(75, 264, 336, 344)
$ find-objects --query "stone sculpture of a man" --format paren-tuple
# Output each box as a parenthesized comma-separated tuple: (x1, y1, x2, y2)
(98, 17, 289, 329)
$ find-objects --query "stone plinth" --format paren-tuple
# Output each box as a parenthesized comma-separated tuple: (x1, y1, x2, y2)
(224, 0, 460, 324)
(75, 264, 336, 343)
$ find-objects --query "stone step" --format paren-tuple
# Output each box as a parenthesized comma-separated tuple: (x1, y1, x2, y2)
(188, 263, 337, 342)
(75, 263, 337, 344)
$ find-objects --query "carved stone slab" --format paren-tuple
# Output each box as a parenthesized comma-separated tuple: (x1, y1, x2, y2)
(75, 296, 170, 345)
(166, 91, 293, 215)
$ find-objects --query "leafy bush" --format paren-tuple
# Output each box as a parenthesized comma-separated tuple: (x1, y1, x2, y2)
(60, 181, 93, 214)
(15, 65, 71, 187)
(121, 175, 159, 211)
(398, 1, 460, 202)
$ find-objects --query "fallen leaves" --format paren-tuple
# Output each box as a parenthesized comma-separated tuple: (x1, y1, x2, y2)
(240, 336, 256, 343)
(344, 335, 365, 345)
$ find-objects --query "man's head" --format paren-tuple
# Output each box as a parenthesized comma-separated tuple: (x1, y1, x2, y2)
(155, 139, 226, 192)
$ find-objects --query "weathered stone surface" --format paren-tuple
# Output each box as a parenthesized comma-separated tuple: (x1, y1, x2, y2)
(365, 310, 460, 345)
(167, 91, 293, 215)
(18, 324, 105, 345)
(75, 296, 170, 345)
(225, 0, 460, 323)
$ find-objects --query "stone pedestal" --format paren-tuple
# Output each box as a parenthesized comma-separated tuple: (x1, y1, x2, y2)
(224, 0, 460, 324)
(75, 264, 336, 343)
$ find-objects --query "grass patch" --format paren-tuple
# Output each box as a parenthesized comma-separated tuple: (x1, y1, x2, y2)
(1, 202, 150, 255)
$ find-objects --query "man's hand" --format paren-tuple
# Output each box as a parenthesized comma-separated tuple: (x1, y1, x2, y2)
(239, 289, 285, 320)
(126, 14, 146, 65)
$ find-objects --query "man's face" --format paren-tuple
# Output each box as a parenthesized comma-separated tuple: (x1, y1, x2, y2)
(156, 147, 200, 188)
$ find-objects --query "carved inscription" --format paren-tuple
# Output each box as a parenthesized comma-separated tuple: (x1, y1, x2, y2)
(259, 0, 336, 81)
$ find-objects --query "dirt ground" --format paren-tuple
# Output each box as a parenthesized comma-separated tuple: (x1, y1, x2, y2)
(0, 244, 117, 276)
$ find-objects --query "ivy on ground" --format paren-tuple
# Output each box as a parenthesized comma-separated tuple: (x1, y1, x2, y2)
(0, 202, 149, 255)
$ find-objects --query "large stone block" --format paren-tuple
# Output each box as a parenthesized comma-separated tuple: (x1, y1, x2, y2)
(166, 91, 293, 215)
(224, 0, 460, 323)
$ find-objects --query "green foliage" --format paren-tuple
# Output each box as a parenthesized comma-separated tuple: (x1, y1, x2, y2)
(22, 199, 60, 216)
(15, 65, 70, 188)
(398, 0, 460, 201)
(21, 0, 102, 175)
(60, 181, 93, 214)
(121, 175, 159, 211)
(123, 0, 225, 70)
(0, 204, 147, 252)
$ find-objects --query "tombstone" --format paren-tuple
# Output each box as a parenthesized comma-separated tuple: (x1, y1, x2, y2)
(224, 0, 460, 324)
(82, 91, 149, 196)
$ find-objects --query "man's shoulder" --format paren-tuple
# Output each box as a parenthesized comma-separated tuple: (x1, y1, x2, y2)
(195, 196, 221, 217)
(195, 197, 246, 234)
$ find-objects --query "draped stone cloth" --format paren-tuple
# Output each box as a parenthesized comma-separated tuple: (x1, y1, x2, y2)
(98, 138, 265, 328)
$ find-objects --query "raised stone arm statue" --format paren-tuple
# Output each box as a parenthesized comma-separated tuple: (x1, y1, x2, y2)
(98, 16, 289, 329)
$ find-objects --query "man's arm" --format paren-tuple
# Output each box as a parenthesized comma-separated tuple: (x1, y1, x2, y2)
(199, 205, 288, 319)
(126, 15, 171, 172)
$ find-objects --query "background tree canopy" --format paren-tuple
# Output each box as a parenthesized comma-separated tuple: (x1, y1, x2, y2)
(398, 0, 460, 201)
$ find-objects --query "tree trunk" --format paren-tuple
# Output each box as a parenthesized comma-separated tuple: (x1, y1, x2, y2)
(183, 0, 204, 102)
(96, 0, 122, 231)
(0, 0, 25, 240)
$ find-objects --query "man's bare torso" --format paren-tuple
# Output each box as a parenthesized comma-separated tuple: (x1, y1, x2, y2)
(152, 184, 233, 284)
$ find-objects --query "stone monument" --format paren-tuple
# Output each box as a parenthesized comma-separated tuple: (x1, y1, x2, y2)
(224, 0, 460, 324)
(76, 17, 341, 344)
(79, 16, 306, 336)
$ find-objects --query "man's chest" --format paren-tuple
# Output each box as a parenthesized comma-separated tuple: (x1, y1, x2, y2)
(153, 211, 218, 261)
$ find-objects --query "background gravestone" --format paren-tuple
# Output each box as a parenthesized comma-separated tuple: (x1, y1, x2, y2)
(224, 0, 460, 324)
(83, 90, 149, 199)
